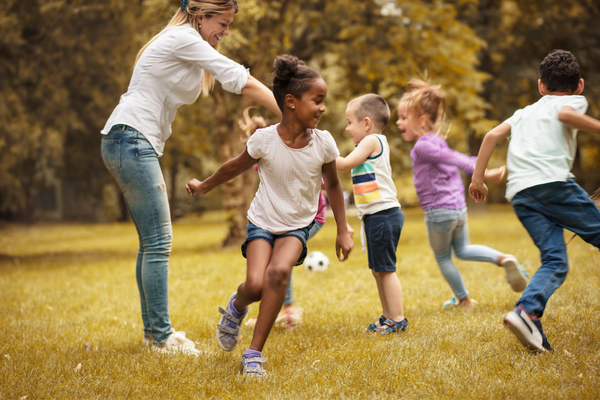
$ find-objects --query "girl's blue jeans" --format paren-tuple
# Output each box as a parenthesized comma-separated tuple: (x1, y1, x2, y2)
(511, 179, 600, 318)
(101, 124, 173, 345)
(284, 220, 324, 305)
(424, 207, 502, 300)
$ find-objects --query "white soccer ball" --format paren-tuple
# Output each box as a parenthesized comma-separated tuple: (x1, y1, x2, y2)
(304, 251, 329, 272)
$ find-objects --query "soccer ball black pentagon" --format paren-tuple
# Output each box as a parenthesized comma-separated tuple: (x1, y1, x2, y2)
(304, 251, 329, 272)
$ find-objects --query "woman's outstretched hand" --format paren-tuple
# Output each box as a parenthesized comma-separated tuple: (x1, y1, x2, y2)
(186, 178, 203, 196)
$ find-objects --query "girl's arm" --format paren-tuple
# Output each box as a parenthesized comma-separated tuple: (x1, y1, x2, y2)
(336, 135, 380, 172)
(241, 75, 282, 118)
(187, 148, 258, 196)
(322, 160, 354, 261)
(468, 122, 511, 203)
(412, 138, 476, 174)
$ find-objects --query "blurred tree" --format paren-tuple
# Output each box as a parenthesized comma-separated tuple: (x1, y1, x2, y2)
(189, 0, 490, 244)
(0, 0, 141, 221)
(6, 0, 550, 237)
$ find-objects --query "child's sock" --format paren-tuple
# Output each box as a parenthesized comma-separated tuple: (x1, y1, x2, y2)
(229, 296, 248, 318)
(243, 349, 262, 368)
(516, 305, 539, 320)
(225, 296, 248, 330)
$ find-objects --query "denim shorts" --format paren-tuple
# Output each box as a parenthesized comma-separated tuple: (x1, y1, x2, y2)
(363, 207, 404, 272)
(241, 221, 313, 266)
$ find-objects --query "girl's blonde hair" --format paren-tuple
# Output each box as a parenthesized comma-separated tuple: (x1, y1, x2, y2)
(400, 78, 446, 137)
(239, 107, 266, 141)
(135, 0, 238, 96)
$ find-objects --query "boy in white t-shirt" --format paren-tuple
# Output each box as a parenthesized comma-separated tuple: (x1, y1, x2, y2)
(469, 49, 600, 352)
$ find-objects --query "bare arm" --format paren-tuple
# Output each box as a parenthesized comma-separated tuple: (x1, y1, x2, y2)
(241, 75, 282, 118)
(322, 160, 354, 261)
(558, 106, 600, 131)
(186, 148, 258, 196)
(336, 135, 380, 172)
(468, 122, 511, 203)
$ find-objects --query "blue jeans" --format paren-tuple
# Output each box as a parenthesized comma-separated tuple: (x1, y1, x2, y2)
(424, 207, 503, 300)
(101, 124, 173, 345)
(284, 221, 324, 306)
(512, 179, 600, 318)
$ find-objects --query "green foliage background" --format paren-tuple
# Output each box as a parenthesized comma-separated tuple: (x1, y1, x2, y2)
(1, 0, 599, 223)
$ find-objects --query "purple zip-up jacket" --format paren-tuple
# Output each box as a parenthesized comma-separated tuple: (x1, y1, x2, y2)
(410, 132, 476, 210)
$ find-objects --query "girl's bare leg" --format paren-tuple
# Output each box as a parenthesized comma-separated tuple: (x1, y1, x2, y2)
(233, 240, 272, 312)
(249, 237, 303, 351)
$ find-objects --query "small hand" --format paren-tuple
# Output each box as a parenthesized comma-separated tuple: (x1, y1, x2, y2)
(186, 178, 202, 196)
(336, 233, 354, 261)
(484, 165, 506, 183)
(347, 223, 355, 238)
(468, 181, 488, 203)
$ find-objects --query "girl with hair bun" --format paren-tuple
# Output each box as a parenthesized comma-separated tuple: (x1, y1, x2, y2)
(187, 54, 354, 376)
(396, 79, 529, 309)
(100, 0, 280, 356)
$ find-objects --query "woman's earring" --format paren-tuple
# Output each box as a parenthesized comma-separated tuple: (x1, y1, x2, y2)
(198, 24, 202, 28)
(291, 106, 295, 110)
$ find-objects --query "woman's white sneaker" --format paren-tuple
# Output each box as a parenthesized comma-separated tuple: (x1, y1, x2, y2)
(152, 330, 201, 356)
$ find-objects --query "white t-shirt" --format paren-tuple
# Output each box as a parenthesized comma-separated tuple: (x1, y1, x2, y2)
(504, 95, 588, 201)
(101, 24, 248, 156)
(246, 124, 340, 234)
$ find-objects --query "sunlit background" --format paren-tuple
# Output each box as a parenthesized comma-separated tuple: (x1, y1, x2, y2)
(2, 0, 598, 235)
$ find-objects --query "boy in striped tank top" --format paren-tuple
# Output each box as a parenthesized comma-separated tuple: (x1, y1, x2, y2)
(337, 94, 408, 335)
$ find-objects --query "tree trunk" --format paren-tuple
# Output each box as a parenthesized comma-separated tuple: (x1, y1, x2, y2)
(214, 8, 281, 247)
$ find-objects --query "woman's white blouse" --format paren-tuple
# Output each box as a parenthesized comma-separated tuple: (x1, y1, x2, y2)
(101, 24, 248, 156)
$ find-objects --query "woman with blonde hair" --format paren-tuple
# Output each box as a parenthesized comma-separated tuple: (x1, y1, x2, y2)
(101, 0, 280, 355)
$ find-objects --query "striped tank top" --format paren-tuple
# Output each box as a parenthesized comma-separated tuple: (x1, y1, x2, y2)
(351, 134, 400, 220)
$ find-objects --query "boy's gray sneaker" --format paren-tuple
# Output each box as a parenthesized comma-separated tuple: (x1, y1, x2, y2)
(241, 355, 268, 377)
(503, 309, 552, 351)
(501, 257, 529, 292)
(216, 293, 246, 351)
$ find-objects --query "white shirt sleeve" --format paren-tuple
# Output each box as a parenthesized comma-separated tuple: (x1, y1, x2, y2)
(173, 29, 248, 94)
(322, 131, 340, 163)
(565, 95, 588, 115)
(246, 129, 265, 160)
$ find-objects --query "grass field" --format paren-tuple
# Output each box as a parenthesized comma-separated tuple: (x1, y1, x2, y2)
(1, 204, 599, 399)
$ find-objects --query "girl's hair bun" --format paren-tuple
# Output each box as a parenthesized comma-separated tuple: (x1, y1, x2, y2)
(271, 54, 322, 112)
(273, 54, 305, 82)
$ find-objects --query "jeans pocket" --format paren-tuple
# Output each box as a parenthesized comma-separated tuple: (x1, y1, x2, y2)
(431, 218, 456, 234)
(101, 138, 121, 171)
(425, 209, 458, 234)
(136, 137, 157, 159)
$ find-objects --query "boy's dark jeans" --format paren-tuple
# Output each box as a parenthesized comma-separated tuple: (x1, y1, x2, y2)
(511, 179, 600, 318)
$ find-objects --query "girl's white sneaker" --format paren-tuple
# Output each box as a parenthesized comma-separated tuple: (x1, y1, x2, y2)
(501, 257, 529, 292)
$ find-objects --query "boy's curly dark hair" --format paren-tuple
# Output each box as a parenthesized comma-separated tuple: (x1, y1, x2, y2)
(271, 55, 323, 112)
(539, 50, 580, 93)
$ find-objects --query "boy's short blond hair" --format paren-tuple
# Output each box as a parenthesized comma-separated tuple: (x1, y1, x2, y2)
(348, 94, 390, 131)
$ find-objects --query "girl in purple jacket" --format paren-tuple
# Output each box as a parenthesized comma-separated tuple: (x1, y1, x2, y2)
(396, 79, 529, 308)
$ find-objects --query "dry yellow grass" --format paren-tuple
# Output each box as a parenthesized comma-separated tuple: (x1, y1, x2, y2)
(1, 204, 599, 399)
